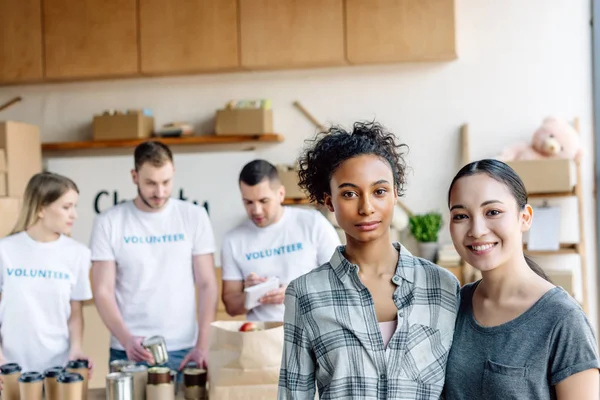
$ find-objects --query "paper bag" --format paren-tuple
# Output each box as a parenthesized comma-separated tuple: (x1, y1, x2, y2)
(208, 320, 284, 400)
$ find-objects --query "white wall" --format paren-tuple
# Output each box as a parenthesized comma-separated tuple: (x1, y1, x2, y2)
(1, 0, 596, 327)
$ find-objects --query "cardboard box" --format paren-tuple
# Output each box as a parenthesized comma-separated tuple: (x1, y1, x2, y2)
(277, 165, 307, 198)
(0, 197, 20, 238)
(215, 108, 273, 135)
(0, 149, 6, 172)
(0, 121, 42, 197)
(0, 173, 6, 196)
(93, 110, 154, 141)
(506, 159, 576, 194)
(546, 270, 573, 296)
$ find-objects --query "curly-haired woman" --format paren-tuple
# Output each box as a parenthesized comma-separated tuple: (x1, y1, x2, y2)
(277, 121, 460, 400)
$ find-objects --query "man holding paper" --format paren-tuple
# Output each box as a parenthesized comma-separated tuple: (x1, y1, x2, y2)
(221, 159, 340, 322)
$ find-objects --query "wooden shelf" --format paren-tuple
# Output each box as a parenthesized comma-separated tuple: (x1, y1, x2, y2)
(528, 190, 576, 198)
(282, 198, 311, 205)
(41, 134, 284, 152)
(524, 243, 578, 256)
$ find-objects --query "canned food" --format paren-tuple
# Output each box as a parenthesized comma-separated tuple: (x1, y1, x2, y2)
(183, 367, 208, 400)
(142, 336, 168, 365)
(121, 365, 148, 400)
(147, 367, 174, 400)
(106, 372, 133, 400)
(110, 359, 136, 373)
(147, 367, 171, 384)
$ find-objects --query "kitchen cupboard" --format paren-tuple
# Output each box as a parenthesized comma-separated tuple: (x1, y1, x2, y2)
(345, 0, 456, 64)
(239, 0, 346, 69)
(139, 0, 239, 74)
(0, 0, 458, 85)
(0, 0, 43, 84)
(43, 0, 139, 79)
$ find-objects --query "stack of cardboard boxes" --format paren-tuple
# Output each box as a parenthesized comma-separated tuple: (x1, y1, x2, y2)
(0, 121, 43, 237)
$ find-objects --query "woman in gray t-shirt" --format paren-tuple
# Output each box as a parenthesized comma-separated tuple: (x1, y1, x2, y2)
(443, 159, 600, 400)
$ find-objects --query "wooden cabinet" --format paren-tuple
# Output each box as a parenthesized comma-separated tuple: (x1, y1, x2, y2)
(0, 0, 459, 85)
(239, 0, 345, 69)
(345, 0, 456, 64)
(0, 0, 43, 84)
(139, 0, 239, 74)
(43, 0, 139, 79)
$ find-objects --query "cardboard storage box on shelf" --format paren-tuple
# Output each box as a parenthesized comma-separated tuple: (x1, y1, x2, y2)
(277, 165, 306, 198)
(0, 149, 6, 196)
(215, 108, 273, 136)
(0, 197, 20, 237)
(93, 109, 154, 141)
(547, 270, 574, 296)
(506, 159, 576, 194)
(0, 121, 42, 197)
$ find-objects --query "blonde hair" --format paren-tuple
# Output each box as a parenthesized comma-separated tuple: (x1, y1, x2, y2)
(11, 172, 79, 235)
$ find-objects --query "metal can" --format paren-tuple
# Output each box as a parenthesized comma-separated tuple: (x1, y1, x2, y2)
(146, 367, 173, 400)
(142, 336, 168, 365)
(120, 365, 148, 400)
(106, 372, 133, 400)
(147, 367, 172, 384)
(183, 367, 208, 400)
(110, 360, 136, 373)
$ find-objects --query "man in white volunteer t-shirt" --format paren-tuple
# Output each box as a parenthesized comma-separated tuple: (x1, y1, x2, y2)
(221, 159, 340, 322)
(90, 141, 218, 373)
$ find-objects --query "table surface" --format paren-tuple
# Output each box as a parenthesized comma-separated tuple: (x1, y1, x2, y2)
(88, 387, 186, 399)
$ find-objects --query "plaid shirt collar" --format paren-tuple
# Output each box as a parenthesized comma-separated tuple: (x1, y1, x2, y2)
(329, 242, 415, 287)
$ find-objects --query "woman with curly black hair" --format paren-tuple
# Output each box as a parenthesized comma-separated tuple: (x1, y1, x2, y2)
(277, 121, 461, 400)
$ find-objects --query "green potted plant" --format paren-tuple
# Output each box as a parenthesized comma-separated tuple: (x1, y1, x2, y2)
(408, 212, 443, 262)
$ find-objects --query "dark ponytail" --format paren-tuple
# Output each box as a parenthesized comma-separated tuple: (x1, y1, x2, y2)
(524, 255, 551, 282)
(448, 159, 552, 282)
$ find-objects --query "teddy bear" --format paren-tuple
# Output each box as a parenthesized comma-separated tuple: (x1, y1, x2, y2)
(497, 117, 583, 162)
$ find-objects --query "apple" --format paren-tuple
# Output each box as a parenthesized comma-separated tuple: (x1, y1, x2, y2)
(239, 322, 259, 332)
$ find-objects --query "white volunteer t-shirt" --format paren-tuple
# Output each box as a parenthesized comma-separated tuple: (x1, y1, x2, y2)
(0, 232, 92, 372)
(221, 206, 340, 322)
(90, 199, 215, 351)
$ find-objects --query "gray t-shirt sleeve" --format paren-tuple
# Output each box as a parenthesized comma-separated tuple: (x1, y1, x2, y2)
(550, 309, 600, 385)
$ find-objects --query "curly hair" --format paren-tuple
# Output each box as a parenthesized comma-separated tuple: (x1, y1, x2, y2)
(297, 121, 409, 205)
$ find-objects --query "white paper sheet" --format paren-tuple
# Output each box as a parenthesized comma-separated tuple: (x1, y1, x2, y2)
(527, 206, 561, 251)
(243, 277, 280, 311)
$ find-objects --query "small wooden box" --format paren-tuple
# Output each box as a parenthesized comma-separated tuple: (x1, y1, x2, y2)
(506, 159, 577, 194)
(0, 121, 42, 197)
(277, 165, 306, 199)
(93, 110, 154, 141)
(215, 108, 273, 135)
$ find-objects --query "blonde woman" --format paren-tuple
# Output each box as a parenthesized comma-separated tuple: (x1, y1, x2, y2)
(0, 172, 93, 384)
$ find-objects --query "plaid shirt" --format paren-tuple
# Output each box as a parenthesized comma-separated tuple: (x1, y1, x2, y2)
(278, 243, 460, 400)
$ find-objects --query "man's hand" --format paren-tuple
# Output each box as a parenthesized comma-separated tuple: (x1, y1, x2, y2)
(244, 272, 268, 289)
(68, 350, 95, 378)
(179, 346, 208, 370)
(124, 336, 154, 364)
(259, 285, 287, 305)
(0, 358, 6, 391)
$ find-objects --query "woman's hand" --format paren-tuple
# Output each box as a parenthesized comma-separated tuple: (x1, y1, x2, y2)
(68, 350, 94, 379)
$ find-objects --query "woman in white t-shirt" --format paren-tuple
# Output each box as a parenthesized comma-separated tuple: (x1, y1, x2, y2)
(0, 172, 94, 388)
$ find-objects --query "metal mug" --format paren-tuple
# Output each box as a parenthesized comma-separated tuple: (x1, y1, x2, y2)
(142, 336, 168, 365)
(106, 372, 133, 400)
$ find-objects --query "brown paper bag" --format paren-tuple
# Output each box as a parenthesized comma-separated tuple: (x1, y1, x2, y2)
(208, 320, 284, 400)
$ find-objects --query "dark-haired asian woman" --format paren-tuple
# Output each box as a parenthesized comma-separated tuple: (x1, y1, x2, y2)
(443, 159, 600, 400)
